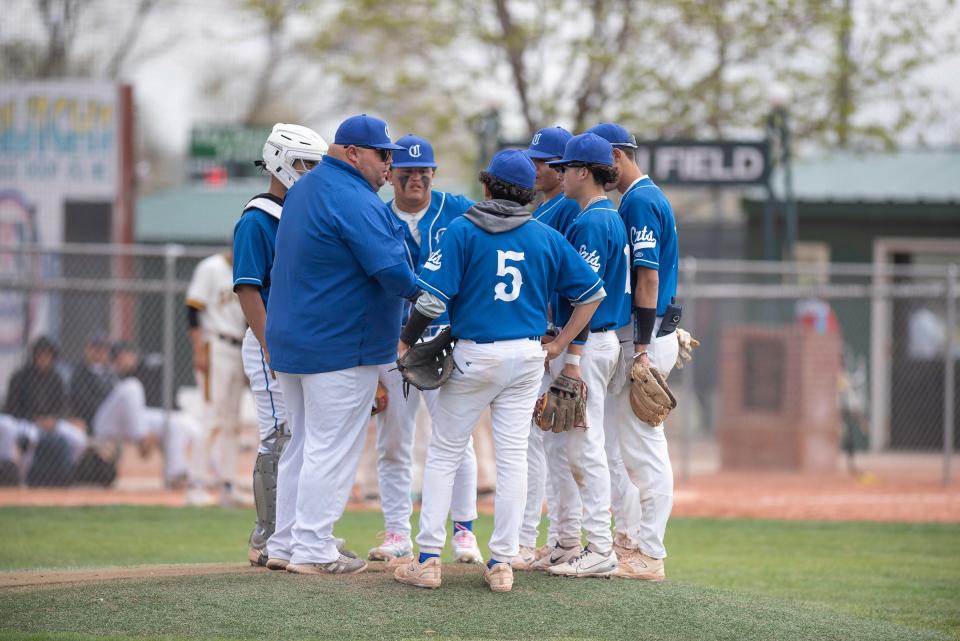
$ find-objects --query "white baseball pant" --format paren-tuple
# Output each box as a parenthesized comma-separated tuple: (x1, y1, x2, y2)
(269, 365, 378, 564)
(518, 356, 568, 549)
(612, 320, 679, 559)
(241, 328, 287, 451)
(417, 338, 544, 563)
(92, 378, 199, 482)
(199, 336, 246, 488)
(376, 363, 478, 537)
(546, 330, 618, 553)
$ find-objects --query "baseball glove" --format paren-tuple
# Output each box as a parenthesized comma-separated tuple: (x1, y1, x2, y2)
(629, 359, 677, 426)
(371, 380, 388, 416)
(396, 326, 458, 396)
(534, 374, 588, 433)
(675, 327, 701, 369)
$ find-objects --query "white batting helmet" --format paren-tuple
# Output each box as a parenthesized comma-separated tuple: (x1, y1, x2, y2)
(261, 123, 328, 188)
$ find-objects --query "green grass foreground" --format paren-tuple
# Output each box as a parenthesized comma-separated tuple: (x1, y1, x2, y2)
(0, 507, 958, 641)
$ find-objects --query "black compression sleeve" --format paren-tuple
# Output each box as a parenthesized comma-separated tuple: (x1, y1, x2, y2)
(400, 308, 433, 346)
(633, 307, 656, 344)
(186, 306, 200, 329)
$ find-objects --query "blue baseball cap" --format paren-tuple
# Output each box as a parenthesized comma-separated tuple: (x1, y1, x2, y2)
(391, 134, 437, 168)
(486, 149, 536, 189)
(547, 133, 614, 167)
(585, 122, 638, 149)
(525, 126, 573, 159)
(333, 114, 405, 150)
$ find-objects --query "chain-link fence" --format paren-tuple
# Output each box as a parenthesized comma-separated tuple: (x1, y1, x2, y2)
(671, 258, 959, 485)
(0, 243, 223, 488)
(0, 244, 956, 489)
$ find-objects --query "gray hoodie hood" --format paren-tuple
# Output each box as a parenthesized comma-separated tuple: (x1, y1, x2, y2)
(464, 199, 531, 234)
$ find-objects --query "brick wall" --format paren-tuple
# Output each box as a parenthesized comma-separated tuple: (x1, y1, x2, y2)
(718, 325, 842, 471)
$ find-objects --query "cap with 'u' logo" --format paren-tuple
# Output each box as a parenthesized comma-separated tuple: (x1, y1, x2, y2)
(525, 126, 573, 159)
(334, 114, 405, 150)
(391, 134, 437, 168)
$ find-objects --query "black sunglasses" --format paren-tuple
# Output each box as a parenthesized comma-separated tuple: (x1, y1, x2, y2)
(557, 163, 587, 173)
(354, 145, 392, 162)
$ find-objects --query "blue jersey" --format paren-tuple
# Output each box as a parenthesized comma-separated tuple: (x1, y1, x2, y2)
(266, 156, 412, 374)
(232, 193, 283, 307)
(389, 190, 474, 328)
(531, 193, 580, 236)
(417, 214, 603, 343)
(618, 177, 679, 316)
(556, 199, 631, 331)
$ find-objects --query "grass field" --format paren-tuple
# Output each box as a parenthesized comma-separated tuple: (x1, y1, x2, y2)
(0, 507, 958, 641)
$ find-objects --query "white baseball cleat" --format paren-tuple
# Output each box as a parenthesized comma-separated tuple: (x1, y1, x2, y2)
(547, 545, 618, 578)
(286, 555, 367, 575)
(613, 551, 666, 581)
(452, 528, 484, 564)
(528, 543, 581, 571)
(368, 531, 414, 563)
(511, 545, 537, 570)
(184, 486, 216, 507)
(393, 556, 442, 589)
(484, 562, 514, 592)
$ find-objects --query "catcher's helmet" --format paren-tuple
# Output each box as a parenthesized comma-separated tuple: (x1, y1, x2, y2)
(260, 123, 328, 188)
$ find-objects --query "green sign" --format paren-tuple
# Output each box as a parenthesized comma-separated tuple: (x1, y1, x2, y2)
(190, 126, 271, 163)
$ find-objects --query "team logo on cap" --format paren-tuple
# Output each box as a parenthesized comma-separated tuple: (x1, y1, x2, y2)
(531, 133, 542, 145)
(408, 144, 421, 158)
(385, 125, 391, 138)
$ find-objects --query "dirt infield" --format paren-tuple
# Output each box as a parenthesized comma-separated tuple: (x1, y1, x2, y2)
(0, 560, 466, 589)
(2, 451, 957, 523)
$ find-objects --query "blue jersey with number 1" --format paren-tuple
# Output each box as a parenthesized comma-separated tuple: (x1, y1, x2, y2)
(417, 216, 603, 343)
(556, 199, 631, 331)
(618, 177, 679, 316)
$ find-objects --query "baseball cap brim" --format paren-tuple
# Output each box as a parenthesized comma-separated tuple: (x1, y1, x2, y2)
(390, 160, 438, 168)
(546, 158, 574, 166)
(525, 149, 561, 160)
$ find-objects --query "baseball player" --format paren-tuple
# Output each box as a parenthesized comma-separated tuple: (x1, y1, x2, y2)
(185, 246, 249, 506)
(369, 134, 483, 565)
(592, 122, 680, 581)
(265, 114, 412, 576)
(515, 125, 584, 569)
(533, 133, 632, 578)
(94, 342, 200, 487)
(392, 149, 605, 593)
(232, 123, 328, 566)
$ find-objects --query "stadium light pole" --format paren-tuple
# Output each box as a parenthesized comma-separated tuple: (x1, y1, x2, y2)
(768, 83, 797, 262)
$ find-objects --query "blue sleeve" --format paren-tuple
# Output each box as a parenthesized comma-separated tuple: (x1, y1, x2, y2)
(624, 195, 662, 270)
(565, 218, 604, 275)
(416, 223, 465, 302)
(373, 263, 418, 299)
(555, 236, 604, 303)
(338, 201, 411, 276)
(233, 214, 273, 289)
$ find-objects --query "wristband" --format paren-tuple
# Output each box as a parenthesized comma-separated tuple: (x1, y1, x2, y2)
(633, 307, 656, 345)
(564, 353, 581, 366)
(400, 308, 433, 346)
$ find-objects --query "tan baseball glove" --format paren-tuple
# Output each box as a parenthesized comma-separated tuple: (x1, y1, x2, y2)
(629, 359, 677, 426)
(371, 380, 388, 416)
(675, 327, 701, 369)
(534, 374, 588, 433)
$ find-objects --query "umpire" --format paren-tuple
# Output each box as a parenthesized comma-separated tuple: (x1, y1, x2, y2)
(265, 114, 416, 576)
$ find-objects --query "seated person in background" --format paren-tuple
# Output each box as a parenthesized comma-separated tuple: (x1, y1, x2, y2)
(68, 334, 115, 435)
(92, 342, 201, 488)
(3, 337, 85, 486)
(5, 336, 66, 429)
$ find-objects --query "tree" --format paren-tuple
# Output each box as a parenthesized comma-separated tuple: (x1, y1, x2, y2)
(0, 0, 162, 80)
